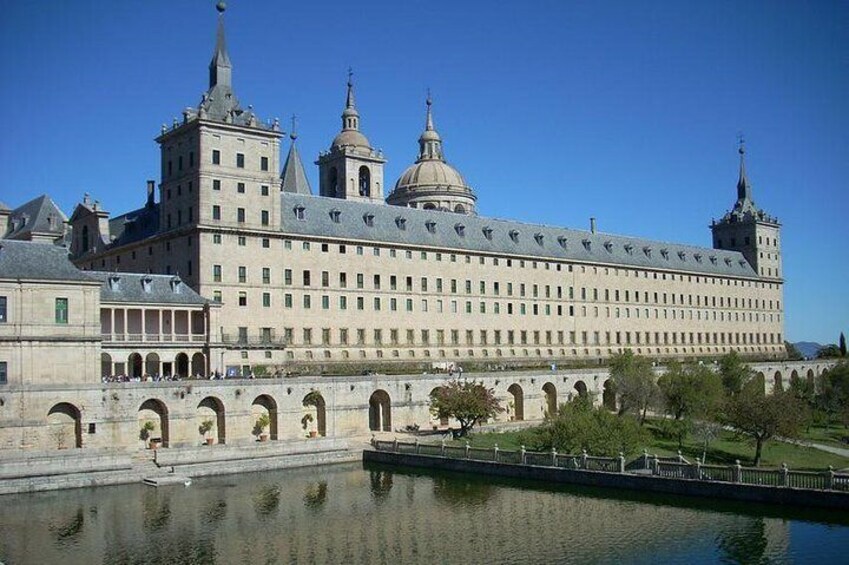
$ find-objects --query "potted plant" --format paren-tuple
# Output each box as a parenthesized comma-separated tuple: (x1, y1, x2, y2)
(301, 413, 316, 438)
(140, 421, 156, 449)
(253, 413, 271, 442)
(199, 419, 214, 445)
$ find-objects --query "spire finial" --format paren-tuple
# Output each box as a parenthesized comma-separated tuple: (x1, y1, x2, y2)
(345, 68, 356, 109)
(290, 114, 298, 141)
(425, 89, 434, 131)
(216, 1, 226, 13)
(736, 133, 752, 203)
(209, 1, 232, 89)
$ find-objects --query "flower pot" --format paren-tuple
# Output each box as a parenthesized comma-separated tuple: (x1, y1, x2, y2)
(259, 434, 269, 442)
(149, 440, 160, 450)
(205, 437, 214, 446)
(309, 430, 318, 438)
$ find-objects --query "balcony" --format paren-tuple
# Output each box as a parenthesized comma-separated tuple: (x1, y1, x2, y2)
(220, 334, 288, 347)
(102, 333, 207, 344)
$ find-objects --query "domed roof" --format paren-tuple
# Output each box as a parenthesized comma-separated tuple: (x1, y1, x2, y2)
(332, 129, 371, 149)
(395, 160, 470, 193)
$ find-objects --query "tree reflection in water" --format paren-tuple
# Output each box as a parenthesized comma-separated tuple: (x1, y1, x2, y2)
(251, 484, 281, 518)
(49, 507, 84, 544)
(369, 470, 393, 501)
(432, 475, 495, 507)
(203, 498, 227, 524)
(716, 517, 768, 564)
(303, 481, 328, 509)
(142, 491, 171, 532)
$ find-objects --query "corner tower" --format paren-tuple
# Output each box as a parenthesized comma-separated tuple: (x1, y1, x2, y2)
(316, 72, 386, 202)
(711, 142, 782, 279)
(387, 94, 477, 214)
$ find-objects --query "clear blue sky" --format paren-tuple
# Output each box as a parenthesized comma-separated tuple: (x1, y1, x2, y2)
(0, 1, 846, 344)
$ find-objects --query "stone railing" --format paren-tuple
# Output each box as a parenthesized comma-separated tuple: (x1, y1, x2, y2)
(102, 333, 206, 344)
(371, 439, 849, 492)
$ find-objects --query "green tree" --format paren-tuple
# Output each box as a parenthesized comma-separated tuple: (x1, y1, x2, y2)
(717, 351, 754, 397)
(429, 380, 503, 437)
(784, 341, 803, 361)
(657, 361, 724, 447)
(724, 389, 808, 466)
(608, 350, 659, 424)
(840, 332, 847, 357)
(522, 396, 648, 457)
(818, 344, 841, 359)
(818, 362, 849, 427)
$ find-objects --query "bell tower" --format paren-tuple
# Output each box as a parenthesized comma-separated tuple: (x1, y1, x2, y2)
(711, 141, 782, 280)
(316, 71, 386, 203)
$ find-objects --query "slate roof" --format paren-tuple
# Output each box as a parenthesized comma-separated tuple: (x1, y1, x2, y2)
(279, 194, 759, 278)
(108, 203, 160, 248)
(87, 272, 208, 305)
(0, 240, 96, 282)
(280, 140, 312, 195)
(3, 195, 67, 240)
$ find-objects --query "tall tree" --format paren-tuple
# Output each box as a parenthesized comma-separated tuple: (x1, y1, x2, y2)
(784, 341, 803, 361)
(429, 380, 503, 438)
(840, 332, 847, 357)
(657, 361, 724, 447)
(724, 389, 808, 466)
(608, 350, 659, 424)
(817, 344, 841, 359)
(717, 351, 754, 397)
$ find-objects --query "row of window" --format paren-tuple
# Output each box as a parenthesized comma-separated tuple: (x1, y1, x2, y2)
(210, 149, 269, 172)
(211, 206, 270, 226)
(210, 266, 781, 311)
(244, 326, 782, 348)
(0, 296, 68, 324)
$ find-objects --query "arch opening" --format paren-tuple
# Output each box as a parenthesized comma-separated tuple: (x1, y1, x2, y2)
(507, 384, 524, 421)
(303, 391, 327, 437)
(138, 398, 169, 448)
(358, 166, 371, 197)
(197, 396, 226, 445)
(145, 352, 160, 377)
(47, 402, 82, 449)
(252, 394, 278, 441)
(542, 382, 557, 417)
(369, 390, 392, 432)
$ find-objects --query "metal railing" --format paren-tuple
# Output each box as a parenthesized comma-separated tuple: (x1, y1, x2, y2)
(371, 439, 848, 492)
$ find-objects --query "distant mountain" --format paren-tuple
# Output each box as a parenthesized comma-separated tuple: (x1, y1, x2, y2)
(793, 341, 823, 359)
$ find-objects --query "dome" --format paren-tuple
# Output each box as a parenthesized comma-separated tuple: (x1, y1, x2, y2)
(331, 129, 371, 149)
(394, 160, 470, 193)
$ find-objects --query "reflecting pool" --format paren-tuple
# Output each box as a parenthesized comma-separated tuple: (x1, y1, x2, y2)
(1, 462, 848, 564)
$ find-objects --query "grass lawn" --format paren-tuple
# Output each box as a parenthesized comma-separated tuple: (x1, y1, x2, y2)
(797, 424, 849, 450)
(459, 422, 849, 471)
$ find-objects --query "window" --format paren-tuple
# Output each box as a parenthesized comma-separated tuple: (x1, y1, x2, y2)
(213, 264, 222, 282)
(261, 185, 270, 196)
(236, 153, 245, 168)
(303, 270, 311, 286)
(237, 208, 246, 223)
(238, 236, 246, 246)
(238, 266, 247, 283)
(212, 205, 221, 220)
(261, 210, 269, 225)
(261, 156, 269, 171)
(0, 361, 6, 385)
(55, 298, 68, 324)
(262, 292, 271, 307)
(238, 292, 247, 306)
(237, 182, 245, 193)
(212, 149, 220, 165)
(262, 268, 271, 284)
(213, 290, 222, 303)
(213, 179, 221, 191)
(0, 296, 6, 323)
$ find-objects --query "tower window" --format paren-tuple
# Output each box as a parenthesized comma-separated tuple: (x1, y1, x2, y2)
(358, 166, 371, 197)
(212, 205, 221, 220)
(237, 182, 245, 193)
(212, 150, 220, 165)
(237, 208, 246, 223)
(213, 179, 221, 191)
(261, 156, 269, 171)
(294, 206, 305, 220)
(55, 298, 69, 324)
(236, 153, 245, 168)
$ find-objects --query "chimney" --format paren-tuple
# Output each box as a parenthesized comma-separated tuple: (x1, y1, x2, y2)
(146, 180, 155, 208)
(590, 217, 597, 234)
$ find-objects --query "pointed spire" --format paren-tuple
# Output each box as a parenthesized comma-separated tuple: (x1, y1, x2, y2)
(341, 68, 360, 131)
(418, 92, 443, 161)
(281, 119, 312, 196)
(736, 137, 752, 203)
(290, 114, 298, 141)
(209, 2, 232, 89)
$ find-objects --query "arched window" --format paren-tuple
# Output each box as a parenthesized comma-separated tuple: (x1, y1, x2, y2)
(358, 166, 371, 197)
(81, 225, 89, 252)
(327, 167, 339, 197)
(454, 204, 466, 214)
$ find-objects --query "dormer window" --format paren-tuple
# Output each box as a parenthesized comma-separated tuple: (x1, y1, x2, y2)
(724, 257, 732, 266)
(363, 213, 374, 227)
(170, 276, 182, 294)
(624, 243, 634, 255)
(534, 233, 544, 246)
(482, 227, 493, 240)
(694, 253, 702, 263)
(108, 274, 121, 291)
(603, 241, 613, 253)
(141, 276, 153, 293)
(425, 220, 436, 234)
(294, 206, 305, 220)
(660, 248, 669, 259)
(509, 230, 519, 243)
(643, 246, 652, 257)
(455, 223, 465, 236)
(395, 216, 406, 230)
(582, 239, 591, 251)
(738, 259, 747, 267)
(709, 255, 718, 264)
(557, 236, 568, 249)
(329, 209, 341, 223)
(678, 251, 686, 260)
